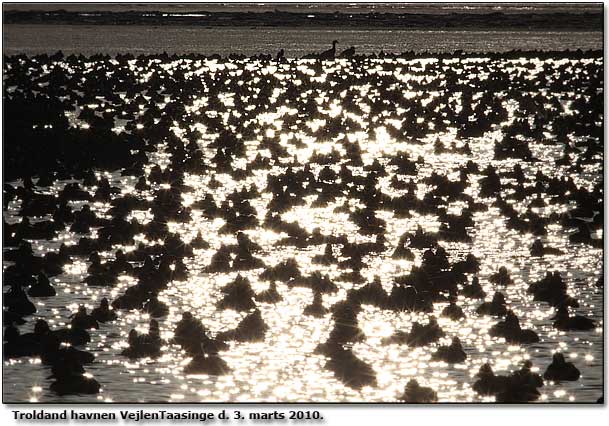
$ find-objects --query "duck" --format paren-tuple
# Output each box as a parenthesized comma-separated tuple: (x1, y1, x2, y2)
(255, 281, 283, 303)
(3, 311, 26, 326)
(260, 258, 302, 282)
(135, 176, 150, 191)
(216, 309, 268, 342)
(183, 351, 231, 376)
(339, 46, 355, 58)
(472, 363, 511, 396)
(543, 353, 580, 381)
(312, 243, 338, 265)
(50, 369, 100, 396)
(172, 312, 228, 355)
(190, 231, 210, 249)
(407, 225, 438, 249)
(70, 305, 100, 330)
(40, 337, 95, 366)
(288, 271, 338, 294)
(3, 283, 37, 316)
(530, 239, 563, 256)
(476, 292, 508, 316)
(303, 291, 329, 317)
(441, 299, 465, 321)
(490, 310, 539, 344)
(3, 324, 42, 358)
(528, 271, 578, 308)
(90, 298, 118, 322)
(48, 358, 85, 380)
(552, 306, 596, 331)
(391, 239, 415, 260)
(143, 295, 169, 318)
(398, 379, 438, 403)
(319, 40, 338, 60)
(352, 276, 388, 308)
(322, 344, 377, 390)
(462, 276, 486, 299)
(431, 337, 467, 364)
(32, 319, 91, 348)
(27, 273, 56, 297)
(108, 249, 133, 275)
(495, 361, 543, 403)
(385, 317, 445, 347)
(121, 319, 162, 359)
(217, 274, 257, 311)
(489, 266, 513, 286)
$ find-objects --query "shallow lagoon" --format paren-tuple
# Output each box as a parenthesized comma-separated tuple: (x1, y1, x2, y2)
(2, 50, 603, 403)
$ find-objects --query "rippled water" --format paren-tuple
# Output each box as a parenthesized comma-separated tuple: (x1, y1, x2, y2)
(2, 25, 603, 56)
(2, 52, 603, 403)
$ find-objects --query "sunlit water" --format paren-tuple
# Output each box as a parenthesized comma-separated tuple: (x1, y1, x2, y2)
(2, 52, 603, 403)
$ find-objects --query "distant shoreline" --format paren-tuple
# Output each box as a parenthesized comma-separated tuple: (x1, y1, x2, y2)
(3, 10, 603, 31)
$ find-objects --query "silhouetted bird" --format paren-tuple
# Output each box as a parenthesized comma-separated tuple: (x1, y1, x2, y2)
(319, 40, 338, 60)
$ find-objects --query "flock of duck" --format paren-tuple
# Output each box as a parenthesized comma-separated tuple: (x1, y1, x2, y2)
(2, 45, 603, 403)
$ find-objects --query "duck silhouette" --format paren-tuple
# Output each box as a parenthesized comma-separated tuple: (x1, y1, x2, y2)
(552, 305, 596, 331)
(288, 271, 338, 294)
(70, 305, 99, 330)
(489, 266, 513, 286)
(476, 292, 508, 316)
(90, 298, 118, 322)
(312, 243, 338, 265)
(431, 337, 467, 364)
(398, 379, 438, 403)
(217, 309, 268, 342)
(4, 283, 37, 316)
(40, 337, 95, 366)
(543, 353, 580, 381)
(190, 231, 210, 249)
(27, 273, 56, 297)
(321, 343, 377, 390)
(462, 276, 486, 299)
(489, 310, 539, 344)
(143, 295, 169, 318)
(495, 361, 543, 403)
(217, 274, 257, 311)
(50, 367, 100, 396)
(260, 258, 302, 282)
(3, 323, 42, 358)
(441, 299, 465, 321)
(34, 318, 91, 348)
(303, 291, 329, 317)
(530, 239, 563, 257)
(472, 363, 511, 396)
(255, 281, 283, 304)
(184, 350, 231, 376)
(339, 46, 355, 58)
(384, 317, 445, 347)
(319, 40, 338, 60)
(173, 312, 228, 355)
(528, 271, 579, 308)
(121, 319, 163, 359)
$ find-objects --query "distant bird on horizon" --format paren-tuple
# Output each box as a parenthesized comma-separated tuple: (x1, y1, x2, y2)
(339, 46, 355, 58)
(319, 40, 338, 60)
